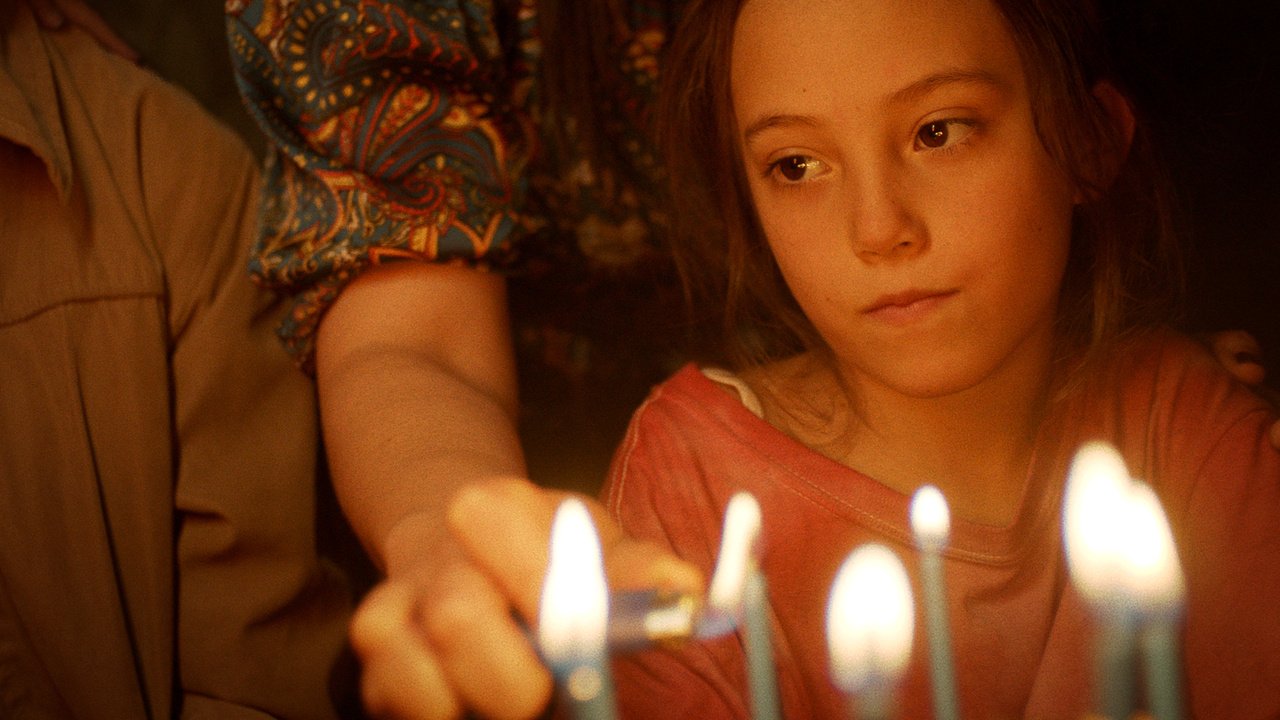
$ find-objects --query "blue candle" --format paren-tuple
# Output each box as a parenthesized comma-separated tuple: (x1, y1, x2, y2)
(910, 485, 960, 720)
(744, 567, 781, 720)
(1124, 482, 1186, 720)
(1063, 442, 1139, 720)
(1141, 619, 1182, 720)
(1096, 606, 1138, 720)
(707, 493, 780, 720)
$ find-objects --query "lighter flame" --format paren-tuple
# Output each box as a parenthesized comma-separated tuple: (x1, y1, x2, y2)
(910, 485, 951, 550)
(707, 492, 763, 619)
(538, 498, 609, 665)
(826, 544, 915, 694)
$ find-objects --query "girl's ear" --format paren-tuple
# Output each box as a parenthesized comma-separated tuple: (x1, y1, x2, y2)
(1081, 81, 1136, 199)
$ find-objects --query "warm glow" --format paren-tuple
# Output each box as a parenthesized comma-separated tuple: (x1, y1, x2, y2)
(910, 485, 951, 550)
(1063, 442, 1185, 615)
(697, 493, 762, 639)
(707, 492, 763, 617)
(1120, 482, 1185, 615)
(1063, 441, 1132, 605)
(826, 544, 915, 694)
(538, 498, 610, 666)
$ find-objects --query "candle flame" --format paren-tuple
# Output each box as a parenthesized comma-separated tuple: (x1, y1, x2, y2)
(1120, 482, 1185, 615)
(910, 485, 951, 550)
(1063, 441, 1132, 606)
(826, 544, 915, 694)
(1063, 442, 1185, 615)
(538, 498, 610, 666)
(707, 492, 763, 618)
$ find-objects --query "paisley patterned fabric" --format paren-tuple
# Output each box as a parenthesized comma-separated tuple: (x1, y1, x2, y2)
(226, 0, 679, 368)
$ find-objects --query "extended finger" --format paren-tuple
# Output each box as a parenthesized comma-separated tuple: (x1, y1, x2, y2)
(419, 558, 553, 720)
(448, 480, 704, 618)
(351, 581, 460, 720)
(598, 531, 706, 599)
(446, 479, 563, 620)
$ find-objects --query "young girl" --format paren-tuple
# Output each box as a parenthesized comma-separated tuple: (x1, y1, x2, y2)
(602, 0, 1280, 717)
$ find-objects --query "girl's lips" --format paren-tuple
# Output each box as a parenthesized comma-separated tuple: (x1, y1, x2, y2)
(863, 289, 957, 325)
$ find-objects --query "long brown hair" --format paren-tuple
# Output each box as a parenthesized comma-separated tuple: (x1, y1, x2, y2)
(657, 0, 1185, 373)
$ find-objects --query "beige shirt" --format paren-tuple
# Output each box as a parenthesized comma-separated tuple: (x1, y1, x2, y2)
(0, 5, 351, 718)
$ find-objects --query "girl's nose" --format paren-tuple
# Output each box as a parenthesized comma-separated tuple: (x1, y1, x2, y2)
(847, 173, 927, 262)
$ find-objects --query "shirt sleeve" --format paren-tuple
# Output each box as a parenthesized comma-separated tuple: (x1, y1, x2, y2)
(226, 0, 540, 366)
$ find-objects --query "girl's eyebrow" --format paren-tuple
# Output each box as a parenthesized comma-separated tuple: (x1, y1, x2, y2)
(742, 113, 821, 146)
(888, 67, 1008, 107)
(741, 68, 1007, 146)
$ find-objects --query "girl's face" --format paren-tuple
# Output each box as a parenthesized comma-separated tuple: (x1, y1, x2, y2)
(732, 0, 1078, 399)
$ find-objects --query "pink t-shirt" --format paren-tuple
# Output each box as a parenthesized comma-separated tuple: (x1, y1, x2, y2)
(603, 331, 1280, 719)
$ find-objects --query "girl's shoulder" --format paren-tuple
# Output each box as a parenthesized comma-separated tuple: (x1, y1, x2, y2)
(613, 357, 841, 469)
(1105, 328, 1259, 399)
(620, 363, 773, 439)
(1069, 327, 1276, 473)
(640, 353, 836, 420)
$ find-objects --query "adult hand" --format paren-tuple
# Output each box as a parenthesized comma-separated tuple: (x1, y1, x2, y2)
(1205, 330, 1280, 448)
(26, 0, 140, 63)
(1207, 330, 1267, 386)
(350, 479, 704, 720)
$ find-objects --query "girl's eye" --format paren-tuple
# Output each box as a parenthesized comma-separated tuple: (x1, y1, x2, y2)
(770, 155, 825, 183)
(914, 119, 976, 151)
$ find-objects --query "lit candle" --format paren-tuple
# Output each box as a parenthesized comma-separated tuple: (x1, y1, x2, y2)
(703, 493, 780, 720)
(538, 498, 617, 720)
(1122, 482, 1185, 720)
(909, 485, 960, 720)
(826, 544, 915, 720)
(701, 492, 760, 636)
(1062, 442, 1138, 720)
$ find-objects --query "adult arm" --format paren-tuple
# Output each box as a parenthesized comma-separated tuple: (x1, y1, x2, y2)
(316, 262, 523, 576)
(221, 1, 702, 716)
(316, 261, 546, 718)
(322, 263, 702, 719)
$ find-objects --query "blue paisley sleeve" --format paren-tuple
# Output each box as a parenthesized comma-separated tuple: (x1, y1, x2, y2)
(226, 0, 540, 366)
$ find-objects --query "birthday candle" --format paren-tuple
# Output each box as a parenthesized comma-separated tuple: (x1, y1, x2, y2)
(705, 493, 780, 720)
(1122, 482, 1185, 720)
(826, 544, 915, 720)
(702, 492, 761, 636)
(910, 485, 960, 720)
(538, 498, 617, 720)
(743, 567, 781, 720)
(1062, 442, 1139, 720)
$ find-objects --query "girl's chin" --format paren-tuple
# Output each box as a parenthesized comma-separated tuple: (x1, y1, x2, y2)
(844, 356, 996, 400)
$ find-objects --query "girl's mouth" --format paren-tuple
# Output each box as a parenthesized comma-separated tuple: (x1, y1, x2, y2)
(863, 289, 957, 324)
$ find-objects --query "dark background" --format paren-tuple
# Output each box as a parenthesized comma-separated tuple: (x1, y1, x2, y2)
(87, 0, 1278, 493)
(1104, 1, 1279, 363)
